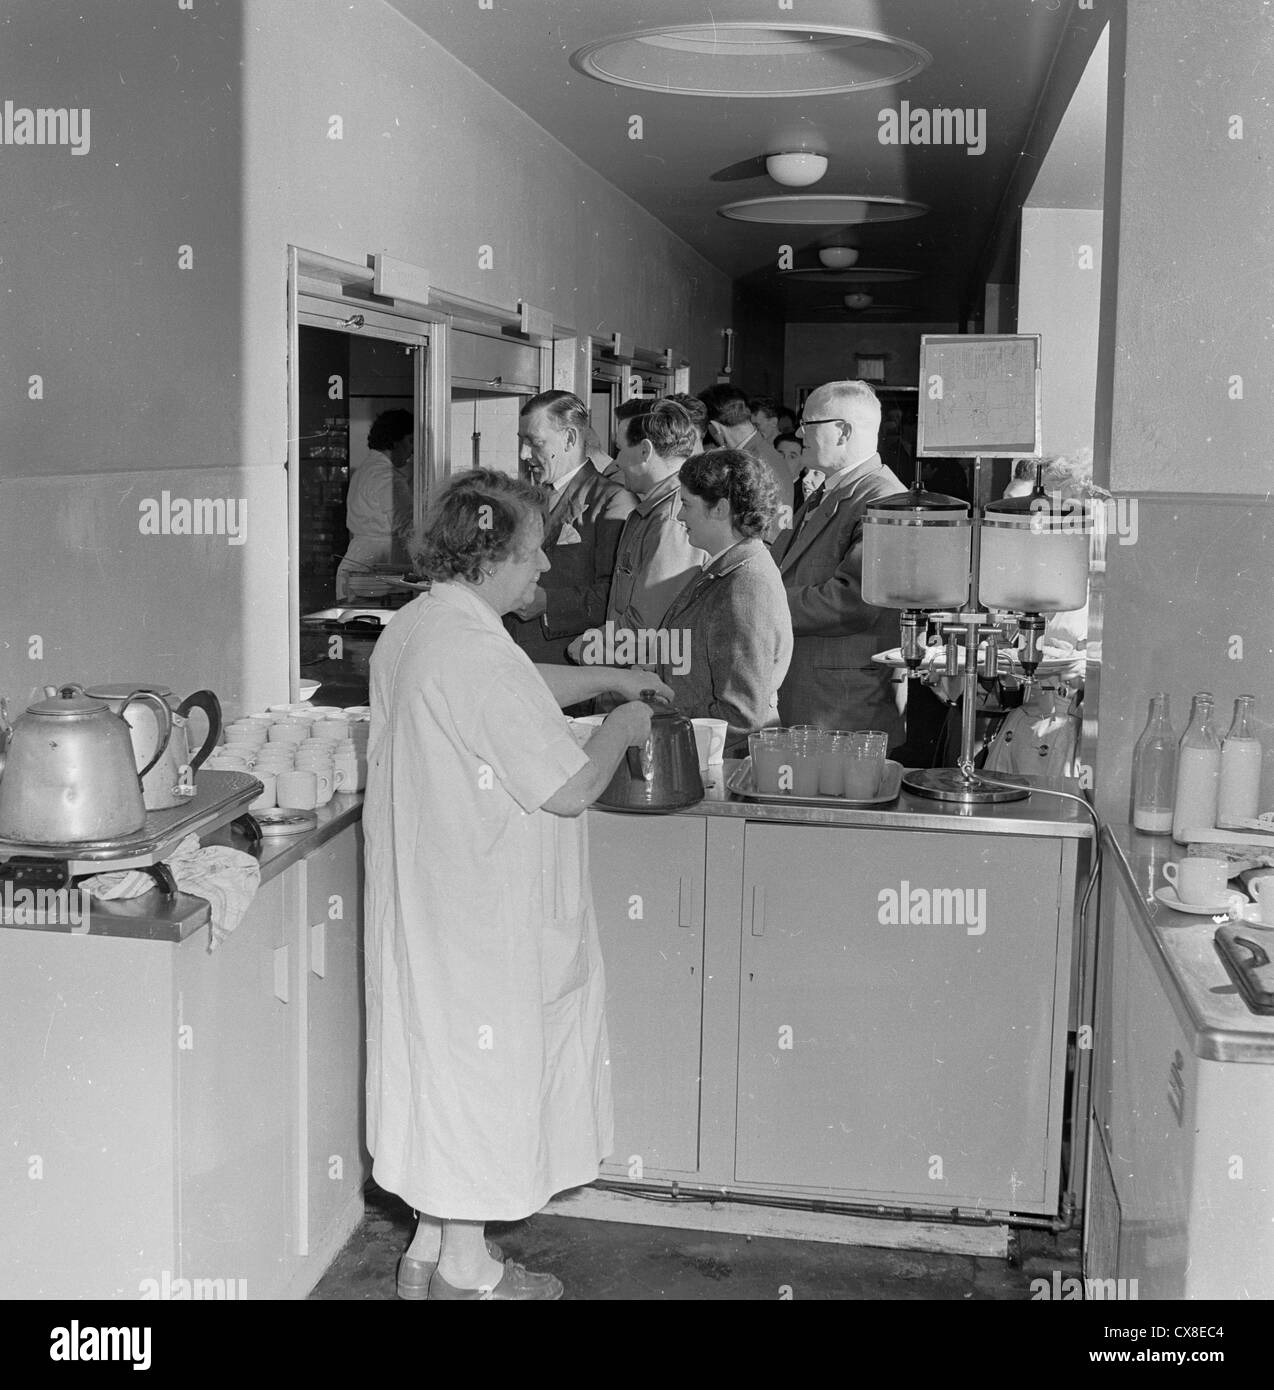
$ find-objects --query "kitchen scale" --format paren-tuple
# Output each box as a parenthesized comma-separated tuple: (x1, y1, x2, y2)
(0, 771, 263, 898)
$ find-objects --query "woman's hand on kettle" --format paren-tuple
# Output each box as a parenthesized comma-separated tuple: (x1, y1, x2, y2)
(605, 700, 654, 746)
(608, 667, 674, 704)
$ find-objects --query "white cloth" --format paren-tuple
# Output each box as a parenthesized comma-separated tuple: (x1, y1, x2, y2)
(363, 581, 613, 1220)
(80, 833, 261, 952)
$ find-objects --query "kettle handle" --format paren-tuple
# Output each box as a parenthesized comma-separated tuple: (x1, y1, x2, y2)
(120, 690, 174, 783)
(176, 690, 223, 772)
(625, 737, 655, 782)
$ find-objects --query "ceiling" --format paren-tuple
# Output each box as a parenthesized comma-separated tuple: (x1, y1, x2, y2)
(387, 0, 1108, 324)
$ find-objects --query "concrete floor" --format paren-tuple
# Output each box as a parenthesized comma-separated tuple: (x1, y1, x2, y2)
(311, 1182, 1081, 1301)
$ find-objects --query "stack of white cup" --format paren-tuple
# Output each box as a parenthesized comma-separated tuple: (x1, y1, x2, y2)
(210, 705, 370, 811)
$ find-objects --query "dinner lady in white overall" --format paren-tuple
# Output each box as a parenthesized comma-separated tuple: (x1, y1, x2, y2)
(364, 469, 667, 1301)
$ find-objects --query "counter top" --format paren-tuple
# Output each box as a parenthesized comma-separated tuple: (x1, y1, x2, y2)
(17, 762, 1093, 944)
(595, 760, 1096, 839)
(1103, 823, 1274, 1061)
(5, 794, 365, 945)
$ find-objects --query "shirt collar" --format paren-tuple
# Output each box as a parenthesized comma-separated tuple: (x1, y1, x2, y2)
(821, 453, 882, 499)
(634, 469, 683, 516)
(551, 462, 587, 495)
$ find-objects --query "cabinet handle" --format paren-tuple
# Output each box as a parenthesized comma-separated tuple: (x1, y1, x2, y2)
(678, 876, 695, 929)
(273, 945, 290, 1003)
(750, 884, 766, 937)
(310, 922, 327, 978)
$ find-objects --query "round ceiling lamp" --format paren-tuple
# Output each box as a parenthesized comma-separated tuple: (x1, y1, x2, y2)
(766, 152, 828, 188)
(819, 247, 859, 269)
(718, 195, 929, 225)
(781, 266, 921, 283)
(570, 23, 931, 99)
(844, 293, 874, 310)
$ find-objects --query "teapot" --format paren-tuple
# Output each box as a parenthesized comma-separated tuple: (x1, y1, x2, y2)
(0, 684, 173, 843)
(84, 683, 222, 810)
(596, 691, 704, 813)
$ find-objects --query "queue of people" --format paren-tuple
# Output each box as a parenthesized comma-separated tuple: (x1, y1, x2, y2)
(363, 376, 909, 1301)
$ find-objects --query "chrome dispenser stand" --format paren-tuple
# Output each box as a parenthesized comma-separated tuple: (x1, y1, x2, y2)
(902, 457, 1031, 805)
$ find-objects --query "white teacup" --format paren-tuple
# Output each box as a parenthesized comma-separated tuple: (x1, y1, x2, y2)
(1249, 875, 1274, 925)
(313, 719, 350, 742)
(268, 723, 308, 744)
(206, 753, 251, 772)
(276, 769, 330, 810)
(1163, 857, 1230, 906)
(249, 771, 277, 811)
(691, 718, 728, 769)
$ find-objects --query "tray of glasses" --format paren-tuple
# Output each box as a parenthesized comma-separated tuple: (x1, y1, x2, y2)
(726, 758, 904, 809)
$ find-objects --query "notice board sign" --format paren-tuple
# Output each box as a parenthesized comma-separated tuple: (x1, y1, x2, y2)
(916, 334, 1041, 457)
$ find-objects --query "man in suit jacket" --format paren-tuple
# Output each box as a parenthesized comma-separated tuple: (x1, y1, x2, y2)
(770, 381, 907, 741)
(505, 391, 636, 665)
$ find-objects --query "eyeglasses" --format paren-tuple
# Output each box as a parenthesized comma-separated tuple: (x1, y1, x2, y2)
(797, 417, 850, 431)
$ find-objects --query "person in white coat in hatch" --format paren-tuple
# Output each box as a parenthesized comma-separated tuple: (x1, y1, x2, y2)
(363, 468, 671, 1301)
(335, 409, 414, 601)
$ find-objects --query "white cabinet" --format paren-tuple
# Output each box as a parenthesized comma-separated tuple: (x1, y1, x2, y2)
(590, 812, 707, 1178)
(0, 817, 369, 1300)
(736, 823, 1070, 1212)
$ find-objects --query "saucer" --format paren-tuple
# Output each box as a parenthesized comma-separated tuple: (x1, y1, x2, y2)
(1155, 886, 1245, 917)
(1233, 901, 1274, 927)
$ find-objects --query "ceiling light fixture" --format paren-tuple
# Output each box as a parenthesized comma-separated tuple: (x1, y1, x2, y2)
(844, 293, 874, 310)
(570, 23, 931, 99)
(766, 152, 828, 187)
(718, 195, 929, 225)
(819, 247, 859, 269)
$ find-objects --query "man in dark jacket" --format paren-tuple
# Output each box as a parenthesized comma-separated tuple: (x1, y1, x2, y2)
(769, 381, 907, 741)
(506, 391, 636, 665)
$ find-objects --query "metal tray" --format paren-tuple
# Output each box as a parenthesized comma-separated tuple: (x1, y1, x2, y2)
(727, 758, 904, 809)
(0, 771, 262, 868)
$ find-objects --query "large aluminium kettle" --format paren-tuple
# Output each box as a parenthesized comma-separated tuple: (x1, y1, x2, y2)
(596, 691, 704, 813)
(84, 683, 222, 810)
(0, 684, 173, 843)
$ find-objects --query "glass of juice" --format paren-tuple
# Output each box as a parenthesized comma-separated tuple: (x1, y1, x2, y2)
(750, 730, 789, 794)
(818, 730, 851, 796)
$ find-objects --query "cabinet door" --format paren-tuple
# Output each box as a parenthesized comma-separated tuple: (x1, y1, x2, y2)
(301, 823, 371, 1251)
(737, 824, 1066, 1212)
(176, 870, 294, 1297)
(589, 811, 707, 1177)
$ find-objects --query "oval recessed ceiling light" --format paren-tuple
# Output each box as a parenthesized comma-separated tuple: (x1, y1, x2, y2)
(719, 195, 929, 225)
(782, 267, 921, 283)
(844, 293, 874, 310)
(571, 23, 931, 99)
(819, 247, 859, 269)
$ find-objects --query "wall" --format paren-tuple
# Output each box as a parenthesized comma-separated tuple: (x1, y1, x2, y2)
(1016, 208, 1103, 461)
(1092, 0, 1274, 821)
(783, 322, 959, 400)
(0, 0, 733, 718)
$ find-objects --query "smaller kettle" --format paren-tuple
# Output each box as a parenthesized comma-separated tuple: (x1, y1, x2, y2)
(84, 684, 222, 811)
(0, 684, 172, 843)
(596, 692, 704, 813)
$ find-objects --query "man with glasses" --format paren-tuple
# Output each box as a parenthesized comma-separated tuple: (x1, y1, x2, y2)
(769, 381, 907, 741)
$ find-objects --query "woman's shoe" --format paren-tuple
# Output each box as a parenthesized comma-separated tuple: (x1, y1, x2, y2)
(396, 1241, 505, 1300)
(427, 1260, 563, 1301)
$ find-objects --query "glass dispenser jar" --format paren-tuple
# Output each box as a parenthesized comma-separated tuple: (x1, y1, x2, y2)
(862, 486, 972, 610)
(979, 480, 1090, 613)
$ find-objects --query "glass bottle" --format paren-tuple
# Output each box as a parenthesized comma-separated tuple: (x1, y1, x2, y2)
(1131, 693, 1176, 834)
(1218, 694, 1263, 826)
(1172, 692, 1221, 843)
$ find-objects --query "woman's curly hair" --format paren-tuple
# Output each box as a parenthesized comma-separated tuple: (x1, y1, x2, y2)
(411, 468, 547, 584)
(679, 448, 778, 540)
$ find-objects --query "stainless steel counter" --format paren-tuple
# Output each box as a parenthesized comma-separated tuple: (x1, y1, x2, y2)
(606, 759, 1095, 839)
(1103, 822, 1274, 1060)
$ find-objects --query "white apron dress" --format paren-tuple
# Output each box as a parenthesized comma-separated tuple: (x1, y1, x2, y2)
(364, 581, 613, 1221)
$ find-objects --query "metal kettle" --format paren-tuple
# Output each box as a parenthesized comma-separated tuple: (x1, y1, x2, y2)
(0, 684, 173, 843)
(84, 683, 222, 810)
(596, 692, 704, 813)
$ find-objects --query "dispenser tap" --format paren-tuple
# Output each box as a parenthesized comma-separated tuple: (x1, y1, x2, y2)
(1018, 612, 1047, 678)
(980, 628, 1001, 680)
(899, 610, 927, 671)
